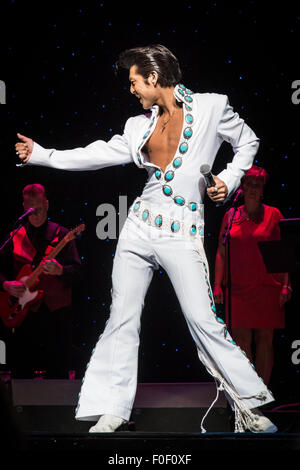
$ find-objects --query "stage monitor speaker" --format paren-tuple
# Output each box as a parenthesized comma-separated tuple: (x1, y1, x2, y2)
(10, 380, 231, 432)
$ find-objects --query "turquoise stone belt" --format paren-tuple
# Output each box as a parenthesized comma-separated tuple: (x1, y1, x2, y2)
(129, 198, 205, 239)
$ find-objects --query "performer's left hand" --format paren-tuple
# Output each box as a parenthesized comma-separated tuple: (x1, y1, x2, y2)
(207, 176, 228, 202)
(279, 286, 292, 308)
(42, 258, 63, 276)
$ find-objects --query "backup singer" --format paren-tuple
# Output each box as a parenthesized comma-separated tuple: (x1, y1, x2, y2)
(213, 166, 291, 386)
(15, 45, 277, 433)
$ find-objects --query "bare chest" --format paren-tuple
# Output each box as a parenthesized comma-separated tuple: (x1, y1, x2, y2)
(142, 109, 183, 172)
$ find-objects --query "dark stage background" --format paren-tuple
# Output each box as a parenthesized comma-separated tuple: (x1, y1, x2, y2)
(0, 1, 299, 404)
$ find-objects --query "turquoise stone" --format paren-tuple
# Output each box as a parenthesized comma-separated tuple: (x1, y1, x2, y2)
(223, 328, 228, 337)
(171, 221, 180, 232)
(155, 170, 161, 179)
(179, 142, 188, 154)
(230, 339, 237, 345)
(142, 210, 149, 221)
(216, 317, 225, 324)
(165, 170, 174, 181)
(173, 157, 182, 168)
(190, 225, 197, 235)
(138, 156, 142, 164)
(183, 127, 193, 139)
(185, 114, 194, 124)
(185, 95, 193, 103)
(133, 202, 140, 211)
(189, 202, 197, 211)
(179, 84, 186, 90)
(208, 290, 212, 299)
(155, 215, 163, 227)
(143, 130, 150, 139)
(178, 88, 185, 96)
(186, 89, 193, 94)
(162, 185, 172, 196)
(174, 196, 185, 206)
(200, 227, 204, 236)
(185, 104, 192, 111)
(212, 305, 216, 313)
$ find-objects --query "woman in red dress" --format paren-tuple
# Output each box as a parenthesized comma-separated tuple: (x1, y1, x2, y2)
(213, 166, 292, 385)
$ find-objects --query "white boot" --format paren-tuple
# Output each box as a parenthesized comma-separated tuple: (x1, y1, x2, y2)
(89, 414, 127, 433)
(235, 407, 278, 433)
(248, 407, 278, 433)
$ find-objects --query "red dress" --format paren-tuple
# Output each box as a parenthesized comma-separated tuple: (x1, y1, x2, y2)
(220, 204, 285, 329)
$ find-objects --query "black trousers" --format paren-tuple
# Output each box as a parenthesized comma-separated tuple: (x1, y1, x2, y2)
(3, 304, 73, 378)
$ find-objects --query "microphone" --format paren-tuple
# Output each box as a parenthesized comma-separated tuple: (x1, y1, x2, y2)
(200, 164, 216, 188)
(200, 163, 222, 206)
(15, 207, 35, 225)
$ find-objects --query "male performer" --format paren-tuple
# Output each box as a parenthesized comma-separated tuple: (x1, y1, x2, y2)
(0, 184, 81, 378)
(15, 44, 277, 433)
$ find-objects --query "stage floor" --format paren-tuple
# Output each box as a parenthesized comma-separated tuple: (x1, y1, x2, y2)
(12, 429, 300, 461)
(1, 379, 300, 457)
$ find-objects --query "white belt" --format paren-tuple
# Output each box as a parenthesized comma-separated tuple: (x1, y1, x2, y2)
(129, 198, 205, 240)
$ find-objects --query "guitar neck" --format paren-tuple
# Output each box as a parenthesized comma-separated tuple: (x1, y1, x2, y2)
(24, 237, 69, 289)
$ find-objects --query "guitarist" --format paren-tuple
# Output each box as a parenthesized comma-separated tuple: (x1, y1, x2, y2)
(0, 184, 81, 378)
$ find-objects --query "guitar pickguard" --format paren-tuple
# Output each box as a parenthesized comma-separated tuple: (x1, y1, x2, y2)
(18, 275, 39, 310)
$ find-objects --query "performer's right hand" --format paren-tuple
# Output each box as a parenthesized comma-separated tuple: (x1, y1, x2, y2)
(3, 280, 26, 298)
(213, 285, 223, 304)
(15, 133, 34, 163)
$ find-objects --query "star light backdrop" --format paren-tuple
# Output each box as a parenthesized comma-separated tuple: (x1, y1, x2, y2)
(0, 1, 299, 403)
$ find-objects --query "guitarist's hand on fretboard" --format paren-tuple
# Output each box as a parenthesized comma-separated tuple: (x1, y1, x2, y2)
(3, 280, 26, 298)
(41, 258, 63, 276)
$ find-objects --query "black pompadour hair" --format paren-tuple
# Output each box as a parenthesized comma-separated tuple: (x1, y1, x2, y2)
(115, 44, 182, 88)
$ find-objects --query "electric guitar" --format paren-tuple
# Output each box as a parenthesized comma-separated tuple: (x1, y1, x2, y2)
(0, 223, 85, 328)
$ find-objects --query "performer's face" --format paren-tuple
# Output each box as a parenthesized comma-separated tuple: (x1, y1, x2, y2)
(242, 177, 264, 203)
(129, 65, 157, 109)
(23, 194, 49, 227)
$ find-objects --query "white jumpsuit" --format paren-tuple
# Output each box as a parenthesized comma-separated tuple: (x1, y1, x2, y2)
(25, 84, 275, 431)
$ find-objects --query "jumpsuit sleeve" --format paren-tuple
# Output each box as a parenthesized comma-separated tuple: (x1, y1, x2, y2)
(216, 95, 260, 202)
(18, 117, 135, 171)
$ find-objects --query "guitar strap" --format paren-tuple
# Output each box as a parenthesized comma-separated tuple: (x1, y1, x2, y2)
(31, 223, 61, 269)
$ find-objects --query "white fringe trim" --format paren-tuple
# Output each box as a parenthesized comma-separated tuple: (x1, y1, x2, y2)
(197, 349, 268, 433)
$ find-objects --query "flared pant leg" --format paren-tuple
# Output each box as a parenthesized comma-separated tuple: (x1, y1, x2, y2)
(75, 222, 159, 421)
(154, 236, 274, 416)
